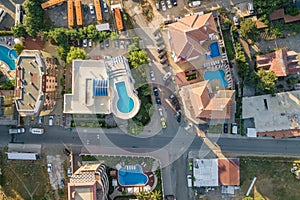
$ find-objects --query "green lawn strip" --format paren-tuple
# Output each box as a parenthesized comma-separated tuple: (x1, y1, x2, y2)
(223, 31, 235, 60)
(240, 157, 300, 200)
(208, 124, 223, 133)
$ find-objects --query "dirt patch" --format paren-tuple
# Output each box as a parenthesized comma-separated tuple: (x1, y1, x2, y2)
(24, 37, 44, 50)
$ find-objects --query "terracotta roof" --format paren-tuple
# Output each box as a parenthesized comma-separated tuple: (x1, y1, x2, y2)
(257, 129, 300, 139)
(218, 158, 240, 186)
(256, 49, 300, 77)
(283, 13, 300, 23)
(269, 9, 284, 21)
(252, 16, 268, 29)
(168, 13, 218, 62)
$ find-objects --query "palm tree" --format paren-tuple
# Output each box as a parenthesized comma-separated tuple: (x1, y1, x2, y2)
(150, 190, 162, 200)
(136, 190, 150, 200)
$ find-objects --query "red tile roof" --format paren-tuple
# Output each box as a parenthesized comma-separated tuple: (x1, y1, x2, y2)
(257, 129, 300, 139)
(256, 49, 300, 77)
(218, 158, 240, 186)
(168, 13, 218, 62)
(269, 8, 300, 23)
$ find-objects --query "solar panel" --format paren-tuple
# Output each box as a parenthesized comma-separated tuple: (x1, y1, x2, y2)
(93, 79, 109, 96)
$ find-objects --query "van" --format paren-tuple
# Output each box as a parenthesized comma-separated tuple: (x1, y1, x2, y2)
(30, 128, 44, 134)
(187, 175, 192, 187)
(49, 116, 54, 126)
(232, 123, 238, 134)
(9, 127, 25, 134)
(248, 3, 254, 14)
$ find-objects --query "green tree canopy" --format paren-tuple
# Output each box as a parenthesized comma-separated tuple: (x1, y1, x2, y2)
(66, 47, 87, 63)
(128, 50, 148, 68)
(256, 69, 278, 92)
(110, 32, 118, 41)
(240, 19, 258, 41)
(11, 23, 26, 38)
(23, 0, 44, 37)
(47, 28, 68, 47)
(13, 44, 25, 55)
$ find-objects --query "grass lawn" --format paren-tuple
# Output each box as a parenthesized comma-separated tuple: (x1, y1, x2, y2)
(240, 157, 300, 200)
(0, 150, 55, 199)
(208, 124, 223, 133)
(223, 30, 235, 61)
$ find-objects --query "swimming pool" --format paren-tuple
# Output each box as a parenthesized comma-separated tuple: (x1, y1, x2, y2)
(204, 69, 227, 87)
(0, 45, 17, 70)
(115, 81, 134, 113)
(118, 164, 148, 186)
(209, 42, 220, 58)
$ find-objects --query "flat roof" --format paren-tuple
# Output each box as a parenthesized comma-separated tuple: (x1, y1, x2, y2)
(94, 0, 102, 21)
(67, 0, 74, 27)
(15, 50, 44, 115)
(75, 0, 83, 26)
(242, 91, 300, 133)
(64, 60, 111, 114)
(193, 158, 218, 187)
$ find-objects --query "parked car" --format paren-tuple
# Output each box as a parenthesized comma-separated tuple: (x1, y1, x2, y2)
(165, 195, 176, 200)
(67, 168, 72, 177)
(155, 1, 160, 10)
(233, 16, 239, 26)
(64, 148, 71, 156)
(157, 44, 166, 51)
(156, 97, 161, 105)
(88, 39, 92, 47)
(161, 117, 167, 129)
(164, 19, 173, 25)
(89, 3, 95, 15)
(184, 123, 193, 131)
(156, 39, 164, 46)
(174, 16, 182, 21)
(172, 0, 177, 6)
(114, 40, 119, 48)
(49, 116, 54, 126)
(223, 123, 228, 134)
(166, 0, 172, 8)
(188, 162, 193, 170)
(175, 104, 181, 111)
(187, 174, 192, 187)
(158, 52, 166, 59)
(103, 2, 109, 13)
(30, 128, 45, 134)
(154, 32, 162, 40)
(100, 41, 104, 49)
(9, 127, 25, 134)
(157, 48, 165, 54)
(161, 0, 167, 11)
(153, 86, 159, 96)
(150, 70, 155, 81)
(105, 40, 110, 47)
(188, 1, 201, 7)
(83, 39, 87, 47)
(38, 116, 43, 124)
(248, 3, 254, 14)
(47, 163, 52, 173)
(120, 40, 125, 49)
(163, 72, 172, 81)
(60, 178, 65, 189)
(158, 108, 163, 117)
(175, 112, 181, 123)
(160, 58, 168, 65)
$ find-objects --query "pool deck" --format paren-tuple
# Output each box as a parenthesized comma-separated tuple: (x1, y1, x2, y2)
(0, 61, 15, 80)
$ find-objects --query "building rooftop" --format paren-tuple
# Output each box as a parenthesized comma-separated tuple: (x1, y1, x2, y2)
(218, 158, 240, 186)
(15, 50, 45, 115)
(64, 60, 111, 114)
(168, 13, 218, 62)
(193, 158, 219, 187)
(242, 90, 300, 134)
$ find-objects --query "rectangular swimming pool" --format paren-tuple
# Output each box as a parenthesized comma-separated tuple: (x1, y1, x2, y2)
(209, 42, 220, 58)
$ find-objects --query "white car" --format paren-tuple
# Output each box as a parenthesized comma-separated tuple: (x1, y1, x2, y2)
(166, 0, 172, 8)
(103, 3, 109, 13)
(67, 168, 72, 177)
(150, 70, 155, 81)
(155, 1, 160, 10)
(188, 1, 201, 7)
(89, 3, 95, 15)
(88, 39, 92, 47)
(163, 72, 172, 81)
(187, 174, 192, 187)
(184, 123, 193, 131)
(161, 0, 167, 11)
(49, 116, 53, 126)
(120, 40, 125, 49)
(47, 164, 52, 173)
(83, 39, 87, 47)
(158, 108, 163, 117)
(233, 16, 239, 26)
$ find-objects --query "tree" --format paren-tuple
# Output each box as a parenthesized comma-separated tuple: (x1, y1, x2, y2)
(223, 18, 232, 29)
(23, 0, 44, 37)
(47, 28, 68, 46)
(13, 44, 25, 55)
(242, 197, 254, 200)
(240, 19, 258, 41)
(150, 190, 162, 200)
(110, 32, 118, 41)
(66, 47, 87, 63)
(128, 50, 148, 68)
(256, 69, 277, 92)
(57, 46, 69, 61)
(127, 120, 144, 135)
(11, 23, 26, 38)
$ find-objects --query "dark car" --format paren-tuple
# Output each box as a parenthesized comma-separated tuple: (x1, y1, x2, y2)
(172, 0, 177, 6)
(60, 178, 65, 189)
(160, 57, 168, 65)
(64, 148, 71, 156)
(165, 195, 175, 200)
(156, 97, 161, 105)
(164, 19, 173, 25)
(223, 123, 228, 134)
(171, 98, 178, 105)
(175, 104, 180, 111)
(158, 52, 166, 59)
(157, 48, 165, 53)
(105, 40, 110, 48)
(114, 40, 119, 48)
(153, 86, 159, 96)
(100, 42, 104, 49)
(175, 112, 181, 123)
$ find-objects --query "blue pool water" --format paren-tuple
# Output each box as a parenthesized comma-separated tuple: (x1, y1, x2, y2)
(115, 81, 134, 113)
(118, 165, 148, 186)
(0, 45, 17, 70)
(209, 42, 220, 58)
(204, 69, 227, 87)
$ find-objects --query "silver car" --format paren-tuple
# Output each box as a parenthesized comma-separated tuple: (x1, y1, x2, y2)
(166, 0, 172, 8)
(161, 0, 166, 11)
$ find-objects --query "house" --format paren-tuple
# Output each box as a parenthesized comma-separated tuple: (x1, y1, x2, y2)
(179, 81, 235, 124)
(64, 56, 140, 119)
(242, 90, 300, 138)
(193, 158, 240, 187)
(256, 49, 300, 77)
(270, 8, 300, 23)
(41, 0, 67, 9)
(15, 50, 58, 117)
(167, 13, 218, 63)
(68, 163, 109, 200)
